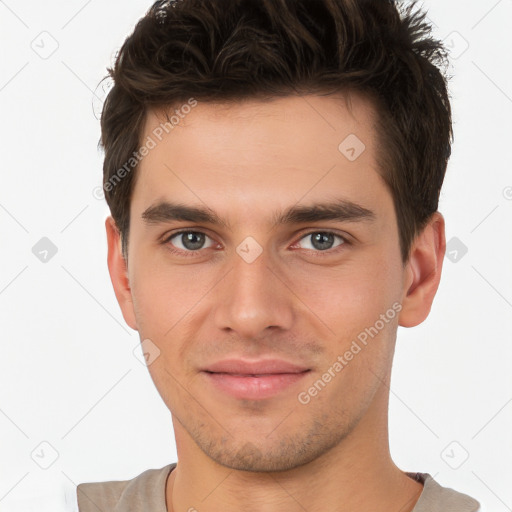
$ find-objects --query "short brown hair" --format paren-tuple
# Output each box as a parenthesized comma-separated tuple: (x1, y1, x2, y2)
(100, 0, 452, 263)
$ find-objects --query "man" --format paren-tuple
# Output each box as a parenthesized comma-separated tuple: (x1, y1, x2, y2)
(77, 0, 481, 510)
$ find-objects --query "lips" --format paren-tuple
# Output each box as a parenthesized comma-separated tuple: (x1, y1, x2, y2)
(203, 358, 309, 375)
(201, 358, 310, 400)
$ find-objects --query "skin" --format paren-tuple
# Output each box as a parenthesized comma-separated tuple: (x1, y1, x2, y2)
(106, 93, 445, 512)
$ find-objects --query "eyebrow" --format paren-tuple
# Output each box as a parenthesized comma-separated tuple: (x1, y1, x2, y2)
(141, 199, 376, 229)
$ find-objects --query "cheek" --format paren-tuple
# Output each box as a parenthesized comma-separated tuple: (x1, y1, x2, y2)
(285, 254, 402, 337)
(295, 260, 400, 406)
(129, 254, 218, 345)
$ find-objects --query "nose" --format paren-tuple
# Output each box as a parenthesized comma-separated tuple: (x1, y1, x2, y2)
(212, 246, 295, 340)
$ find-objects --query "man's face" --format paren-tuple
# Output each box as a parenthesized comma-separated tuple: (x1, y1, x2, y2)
(115, 94, 413, 471)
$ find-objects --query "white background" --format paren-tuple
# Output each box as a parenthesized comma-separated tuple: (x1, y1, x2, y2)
(0, 1, 511, 511)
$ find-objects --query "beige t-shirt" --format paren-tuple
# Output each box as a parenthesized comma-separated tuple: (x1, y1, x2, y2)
(76, 463, 481, 512)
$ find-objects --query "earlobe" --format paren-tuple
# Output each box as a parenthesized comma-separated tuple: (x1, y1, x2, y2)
(105, 216, 138, 331)
(398, 212, 446, 328)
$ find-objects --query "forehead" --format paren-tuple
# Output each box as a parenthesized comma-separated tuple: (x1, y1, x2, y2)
(132, 93, 392, 225)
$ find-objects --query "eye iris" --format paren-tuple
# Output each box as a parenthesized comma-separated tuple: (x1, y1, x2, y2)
(176, 232, 338, 251)
(182, 232, 205, 250)
(311, 232, 335, 250)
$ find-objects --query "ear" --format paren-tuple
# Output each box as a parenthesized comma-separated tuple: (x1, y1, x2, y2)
(398, 212, 446, 328)
(105, 216, 138, 331)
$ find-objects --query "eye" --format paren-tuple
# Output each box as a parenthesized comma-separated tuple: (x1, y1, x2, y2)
(165, 231, 216, 252)
(162, 229, 348, 256)
(294, 231, 347, 252)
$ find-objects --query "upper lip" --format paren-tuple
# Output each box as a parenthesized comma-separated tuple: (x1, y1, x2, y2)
(202, 359, 310, 375)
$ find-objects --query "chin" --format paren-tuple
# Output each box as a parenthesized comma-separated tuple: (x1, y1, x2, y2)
(196, 432, 341, 473)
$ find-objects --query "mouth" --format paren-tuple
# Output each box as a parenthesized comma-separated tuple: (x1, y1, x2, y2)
(201, 359, 311, 400)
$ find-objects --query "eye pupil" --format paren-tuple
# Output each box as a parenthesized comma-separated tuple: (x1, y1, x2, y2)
(171, 231, 342, 254)
(311, 232, 335, 250)
(182, 232, 205, 250)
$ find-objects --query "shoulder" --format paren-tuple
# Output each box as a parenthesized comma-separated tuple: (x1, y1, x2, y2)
(408, 472, 481, 512)
(76, 463, 176, 512)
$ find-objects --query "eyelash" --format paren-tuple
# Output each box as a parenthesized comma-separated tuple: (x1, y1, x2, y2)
(161, 229, 350, 258)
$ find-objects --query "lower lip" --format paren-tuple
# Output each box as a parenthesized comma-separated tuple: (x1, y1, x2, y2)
(203, 371, 310, 400)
